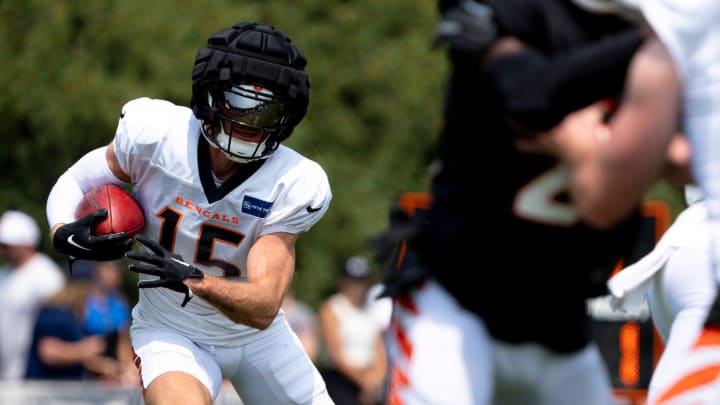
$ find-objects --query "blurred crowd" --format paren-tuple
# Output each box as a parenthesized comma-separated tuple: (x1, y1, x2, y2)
(0, 210, 138, 385)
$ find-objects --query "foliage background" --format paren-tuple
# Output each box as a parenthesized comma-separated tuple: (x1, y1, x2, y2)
(0, 0, 444, 306)
(0, 0, 683, 308)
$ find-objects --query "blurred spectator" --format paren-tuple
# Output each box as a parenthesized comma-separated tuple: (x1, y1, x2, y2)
(318, 255, 387, 405)
(282, 287, 321, 363)
(24, 274, 110, 380)
(363, 281, 392, 404)
(75, 259, 139, 385)
(0, 210, 65, 380)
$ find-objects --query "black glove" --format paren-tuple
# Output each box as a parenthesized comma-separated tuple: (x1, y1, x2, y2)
(433, 0, 497, 53)
(53, 209, 133, 270)
(126, 236, 204, 307)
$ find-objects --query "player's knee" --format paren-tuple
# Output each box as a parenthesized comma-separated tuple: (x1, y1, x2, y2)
(144, 371, 212, 405)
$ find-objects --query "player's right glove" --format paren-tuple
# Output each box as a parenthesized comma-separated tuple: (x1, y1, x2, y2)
(53, 209, 133, 264)
(126, 236, 204, 307)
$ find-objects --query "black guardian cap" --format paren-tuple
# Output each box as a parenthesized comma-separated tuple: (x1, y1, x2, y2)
(191, 23, 310, 161)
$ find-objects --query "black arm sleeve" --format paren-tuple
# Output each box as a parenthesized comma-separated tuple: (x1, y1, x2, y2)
(486, 28, 643, 133)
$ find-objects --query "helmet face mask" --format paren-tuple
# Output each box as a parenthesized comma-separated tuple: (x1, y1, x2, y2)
(201, 119, 272, 163)
(200, 83, 289, 163)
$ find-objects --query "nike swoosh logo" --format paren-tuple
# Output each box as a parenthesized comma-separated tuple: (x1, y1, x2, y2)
(67, 235, 91, 251)
(171, 257, 192, 268)
(306, 206, 322, 213)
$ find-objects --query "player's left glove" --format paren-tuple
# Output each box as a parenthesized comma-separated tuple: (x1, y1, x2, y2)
(126, 236, 204, 307)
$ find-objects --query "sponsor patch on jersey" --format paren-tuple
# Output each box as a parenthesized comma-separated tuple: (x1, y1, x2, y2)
(242, 196, 273, 218)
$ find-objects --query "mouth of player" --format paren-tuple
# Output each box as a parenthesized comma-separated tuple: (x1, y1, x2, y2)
(229, 123, 264, 141)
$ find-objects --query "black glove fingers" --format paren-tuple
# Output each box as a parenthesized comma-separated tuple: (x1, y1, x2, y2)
(125, 251, 164, 265)
(125, 239, 203, 307)
(87, 232, 130, 246)
(53, 211, 133, 262)
(187, 270, 204, 280)
(165, 282, 190, 294)
(74, 208, 106, 225)
(129, 263, 165, 277)
(181, 292, 193, 307)
(137, 279, 168, 288)
(138, 279, 190, 303)
(87, 208, 109, 224)
(121, 238, 135, 250)
(134, 236, 168, 257)
(138, 279, 188, 294)
(94, 251, 128, 261)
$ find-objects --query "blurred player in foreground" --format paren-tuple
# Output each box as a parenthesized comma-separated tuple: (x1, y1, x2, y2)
(378, 1, 662, 404)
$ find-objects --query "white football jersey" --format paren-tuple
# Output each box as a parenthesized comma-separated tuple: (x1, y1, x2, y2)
(113, 97, 332, 347)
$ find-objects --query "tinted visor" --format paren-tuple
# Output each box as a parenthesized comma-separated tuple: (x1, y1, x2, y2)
(218, 84, 287, 129)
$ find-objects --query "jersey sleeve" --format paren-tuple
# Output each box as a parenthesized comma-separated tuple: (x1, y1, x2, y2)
(262, 159, 332, 236)
(113, 97, 172, 180)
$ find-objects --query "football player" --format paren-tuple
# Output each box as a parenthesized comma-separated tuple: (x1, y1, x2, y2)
(46, 22, 334, 405)
(379, 1, 662, 404)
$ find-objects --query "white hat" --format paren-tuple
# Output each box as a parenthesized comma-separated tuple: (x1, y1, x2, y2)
(0, 210, 41, 247)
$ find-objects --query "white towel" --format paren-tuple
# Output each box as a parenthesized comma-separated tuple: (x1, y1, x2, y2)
(607, 201, 712, 314)
(607, 245, 675, 313)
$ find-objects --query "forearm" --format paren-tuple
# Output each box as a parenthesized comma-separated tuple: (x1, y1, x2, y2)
(566, 115, 671, 229)
(37, 337, 103, 366)
(549, 102, 667, 229)
(334, 361, 370, 388)
(130, 233, 294, 327)
(541, 34, 680, 229)
(368, 341, 387, 385)
(83, 355, 121, 376)
(187, 232, 295, 328)
(570, 156, 654, 229)
(46, 146, 126, 232)
(187, 275, 281, 329)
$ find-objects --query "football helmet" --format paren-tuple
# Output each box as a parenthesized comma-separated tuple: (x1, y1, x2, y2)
(191, 22, 310, 163)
